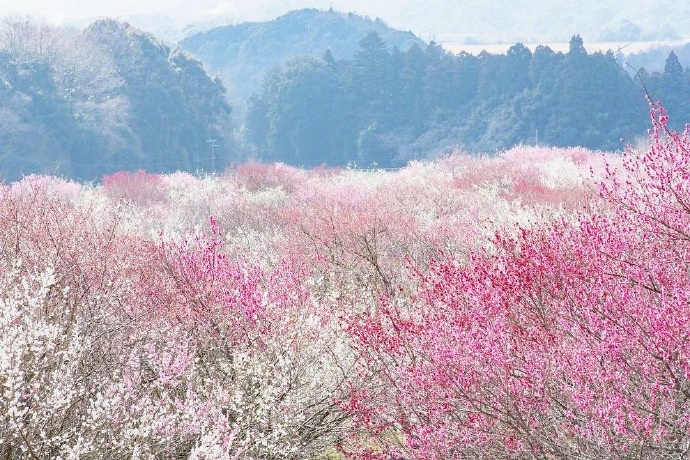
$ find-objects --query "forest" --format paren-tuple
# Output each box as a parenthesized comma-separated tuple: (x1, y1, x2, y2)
(244, 31, 690, 168)
(2, 11, 690, 178)
(0, 17, 234, 181)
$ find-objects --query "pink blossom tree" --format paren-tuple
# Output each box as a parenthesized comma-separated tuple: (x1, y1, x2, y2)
(0, 178, 243, 458)
(342, 104, 690, 459)
(136, 216, 354, 459)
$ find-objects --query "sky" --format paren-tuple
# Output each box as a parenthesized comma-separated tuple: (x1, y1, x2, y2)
(2, 0, 689, 45)
(2, 1, 353, 24)
(1, 0, 217, 23)
(1, 0, 441, 42)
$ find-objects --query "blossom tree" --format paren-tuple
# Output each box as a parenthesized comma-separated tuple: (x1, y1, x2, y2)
(341, 104, 690, 459)
(136, 216, 354, 459)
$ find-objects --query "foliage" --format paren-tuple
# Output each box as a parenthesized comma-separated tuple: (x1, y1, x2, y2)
(0, 17, 235, 181)
(0, 142, 602, 458)
(243, 32, 690, 167)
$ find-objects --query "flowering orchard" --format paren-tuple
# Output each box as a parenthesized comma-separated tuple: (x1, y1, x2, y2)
(2, 107, 688, 459)
(341, 106, 690, 459)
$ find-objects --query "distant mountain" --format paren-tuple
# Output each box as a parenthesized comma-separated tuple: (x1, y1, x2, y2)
(16, 0, 690, 52)
(0, 18, 234, 181)
(98, 0, 690, 47)
(419, 0, 690, 43)
(179, 8, 425, 102)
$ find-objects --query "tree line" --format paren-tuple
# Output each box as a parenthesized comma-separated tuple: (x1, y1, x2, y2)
(246, 32, 690, 167)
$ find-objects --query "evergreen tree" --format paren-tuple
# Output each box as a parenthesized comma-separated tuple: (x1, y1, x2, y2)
(664, 50, 683, 84)
(350, 31, 396, 127)
(568, 34, 587, 57)
(398, 43, 427, 133)
(502, 43, 532, 96)
(254, 56, 345, 166)
(660, 51, 689, 128)
(323, 49, 337, 69)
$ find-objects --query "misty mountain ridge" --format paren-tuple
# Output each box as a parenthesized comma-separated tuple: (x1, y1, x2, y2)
(179, 8, 424, 102)
(104, 0, 690, 47)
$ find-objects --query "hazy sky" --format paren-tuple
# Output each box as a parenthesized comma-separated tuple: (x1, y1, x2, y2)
(1, 1, 381, 24)
(2, 0, 218, 23)
(0, 0, 438, 40)
(2, 0, 689, 44)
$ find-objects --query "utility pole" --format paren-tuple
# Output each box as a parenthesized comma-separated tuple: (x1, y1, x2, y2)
(206, 139, 219, 173)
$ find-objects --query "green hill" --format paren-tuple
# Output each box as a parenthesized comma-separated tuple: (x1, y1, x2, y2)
(0, 18, 234, 181)
(179, 8, 425, 102)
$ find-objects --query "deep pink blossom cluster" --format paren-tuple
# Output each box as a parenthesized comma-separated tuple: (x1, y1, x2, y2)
(341, 105, 690, 459)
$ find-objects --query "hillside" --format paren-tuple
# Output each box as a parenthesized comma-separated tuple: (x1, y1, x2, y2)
(245, 36, 657, 168)
(3, 9, 690, 178)
(0, 18, 234, 181)
(179, 8, 425, 101)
